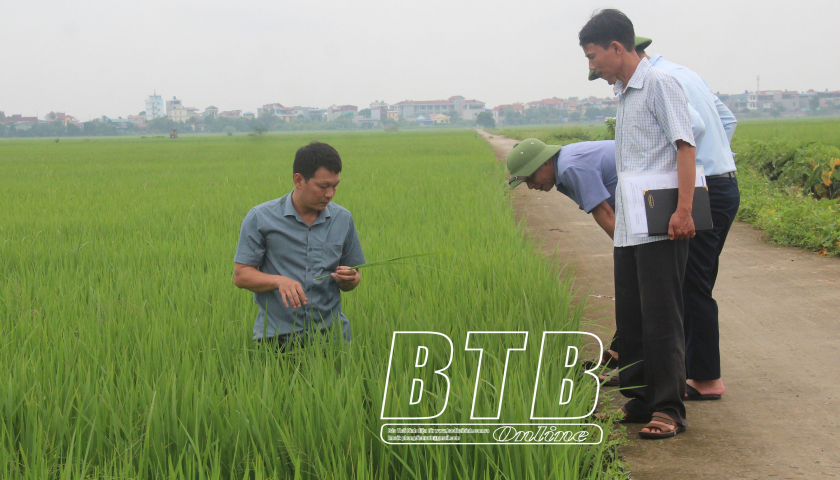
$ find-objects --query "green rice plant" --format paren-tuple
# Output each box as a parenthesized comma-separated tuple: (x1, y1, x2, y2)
(487, 124, 610, 146)
(0, 131, 624, 479)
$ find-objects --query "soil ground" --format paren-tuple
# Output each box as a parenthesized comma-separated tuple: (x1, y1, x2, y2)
(479, 130, 840, 479)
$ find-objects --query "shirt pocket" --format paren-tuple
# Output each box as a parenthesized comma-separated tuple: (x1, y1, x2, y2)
(314, 243, 344, 276)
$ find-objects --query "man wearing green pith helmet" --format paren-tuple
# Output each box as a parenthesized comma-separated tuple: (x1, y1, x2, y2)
(507, 138, 619, 238)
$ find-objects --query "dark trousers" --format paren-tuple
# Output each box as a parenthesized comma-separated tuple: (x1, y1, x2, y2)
(614, 239, 689, 426)
(683, 176, 740, 380)
(255, 333, 307, 352)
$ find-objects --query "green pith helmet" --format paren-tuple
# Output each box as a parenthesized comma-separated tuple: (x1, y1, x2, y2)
(588, 36, 653, 81)
(506, 138, 562, 188)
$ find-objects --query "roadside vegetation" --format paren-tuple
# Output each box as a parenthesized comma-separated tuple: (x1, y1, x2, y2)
(492, 118, 840, 256)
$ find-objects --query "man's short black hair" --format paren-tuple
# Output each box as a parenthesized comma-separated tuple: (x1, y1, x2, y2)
(578, 9, 635, 53)
(293, 141, 342, 181)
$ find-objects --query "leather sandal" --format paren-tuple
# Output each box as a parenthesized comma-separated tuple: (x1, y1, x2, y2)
(582, 349, 618, 370)
(599, 368, 619, 387)
(685, 384, 721, 401)
(638, 412, 686, 439)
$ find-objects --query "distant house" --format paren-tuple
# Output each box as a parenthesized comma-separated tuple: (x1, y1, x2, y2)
(1, 114, 39, 130)
(326, 104, 357, 121)
(492, 103, 524, 124)
(103, 117, 131, 129)
(394, 95, 486, 121)
(243, 111, 255, 120)
(204, 106, 219, 118)
(165, 97, 200, 122)
(431, 114, 450, 124)
(219, 110, 242, 118)
(258, 103, 285, 118)
(415, 114, 435, 127)
(369, 101, 399, 121)
(128, 115, 146, 127)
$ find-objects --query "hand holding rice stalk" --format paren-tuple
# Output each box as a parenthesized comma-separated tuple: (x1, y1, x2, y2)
(315, 252, 444, 281)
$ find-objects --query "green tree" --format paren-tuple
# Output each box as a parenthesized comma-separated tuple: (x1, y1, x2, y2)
(476, 112, 495, 129)
(569, 111, 582, 122)
(584, 107, 600, 120)
(809, 95, 821, 114)
(359, 108, 372, 118)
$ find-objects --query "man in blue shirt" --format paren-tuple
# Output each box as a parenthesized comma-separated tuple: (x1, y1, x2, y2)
(233, 141, 366, 350)
(590, 38, 740, 401)
(507, 138, 618, 238)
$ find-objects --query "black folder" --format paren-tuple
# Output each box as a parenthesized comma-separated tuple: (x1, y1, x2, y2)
(643, 187, 713, 236)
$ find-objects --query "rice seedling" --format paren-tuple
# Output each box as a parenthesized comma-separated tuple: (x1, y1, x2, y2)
(0, 131, 623, 478)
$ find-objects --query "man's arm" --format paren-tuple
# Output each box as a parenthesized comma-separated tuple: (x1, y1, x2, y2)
(233, 263, 308, 308)
(713, 95, 737, 142)
(590, 201, 615, 239)
(669, 140, 696, 240)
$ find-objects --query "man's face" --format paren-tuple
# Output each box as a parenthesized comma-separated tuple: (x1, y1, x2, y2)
(583, 42, 621, 85)
(294, 167, 340, 212)
(524, 161, 555, 192)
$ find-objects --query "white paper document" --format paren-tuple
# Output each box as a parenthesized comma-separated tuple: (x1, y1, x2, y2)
(620, 166, 706, 237)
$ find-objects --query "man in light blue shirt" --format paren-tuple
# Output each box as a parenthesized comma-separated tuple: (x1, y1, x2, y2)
(588, 37, 742, 402)
(640, 43, 741, 401)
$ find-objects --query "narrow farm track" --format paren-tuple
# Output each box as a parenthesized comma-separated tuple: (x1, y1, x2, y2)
(479, 130, 840, 479)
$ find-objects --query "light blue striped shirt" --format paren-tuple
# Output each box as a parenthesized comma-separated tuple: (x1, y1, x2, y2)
(649, 54, 737, 176)
(613, 58, 696, 247)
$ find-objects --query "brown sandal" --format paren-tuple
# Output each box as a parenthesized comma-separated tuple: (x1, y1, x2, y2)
(638, 412, 686, 439)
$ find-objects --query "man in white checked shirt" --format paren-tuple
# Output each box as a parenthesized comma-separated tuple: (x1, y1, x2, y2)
(580, 9, 696, 440)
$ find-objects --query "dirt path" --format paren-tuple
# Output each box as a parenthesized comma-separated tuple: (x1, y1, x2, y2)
(479, 129, 840, 479)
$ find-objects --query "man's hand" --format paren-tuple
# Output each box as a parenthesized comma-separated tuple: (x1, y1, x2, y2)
(668, 208, 695, 240)
(276, 276, 307, 308)
(331, 266, 360, 292)
(670, 139, 697, 241)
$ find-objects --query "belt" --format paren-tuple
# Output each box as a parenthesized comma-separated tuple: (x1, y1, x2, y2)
(707, 171, 736, 179)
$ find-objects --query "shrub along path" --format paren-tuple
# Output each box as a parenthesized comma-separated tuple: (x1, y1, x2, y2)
(480, 129, 840, 479)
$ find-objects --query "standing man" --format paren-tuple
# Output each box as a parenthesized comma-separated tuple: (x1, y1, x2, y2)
(591, 38, 740, 401)
(641, 46, 739, 401)
(580, 9, 696, 439)
(233, 141, 365, 350)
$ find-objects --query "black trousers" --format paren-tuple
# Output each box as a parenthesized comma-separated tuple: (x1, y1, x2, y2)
(609, 177, 741, 382)
(614, 239, 689, 426)
(683, 176, 740, 380)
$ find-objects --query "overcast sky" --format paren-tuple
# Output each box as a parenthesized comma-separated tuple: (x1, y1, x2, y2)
(3, 0, 838, 120)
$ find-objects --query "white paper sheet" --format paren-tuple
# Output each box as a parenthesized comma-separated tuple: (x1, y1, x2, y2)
(620, 166, 706, 237)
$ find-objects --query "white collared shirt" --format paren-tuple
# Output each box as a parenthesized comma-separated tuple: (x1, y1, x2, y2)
(613, 58, 696, 247)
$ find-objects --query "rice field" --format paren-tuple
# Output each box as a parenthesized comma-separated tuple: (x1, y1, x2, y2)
(733, 117, 840, 147)
(0, 131, 622, 478)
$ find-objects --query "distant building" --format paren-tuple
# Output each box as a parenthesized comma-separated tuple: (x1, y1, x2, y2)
(492, 103, 524, 125)
(393, 95, 486, 121)
(369, 101, 399, 121)
(204, 106, 219, 118)
(44, 111, 65, 122)
(219, 110, 242, 118)
(326, 104, 357, 121)
(145, 94, 165, 121)
(166, 97, 200, 122)
(1, 114, 38, 124)
(243, 111, 255, 120)
(431, 114, 450, 124)
(128, 115, 146, 127)
(258, 103, 285, 118)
